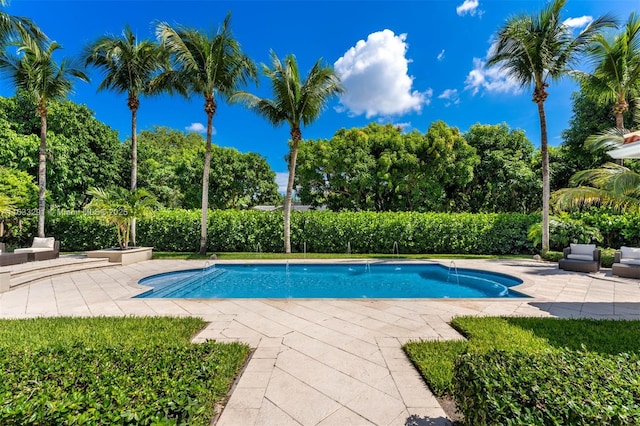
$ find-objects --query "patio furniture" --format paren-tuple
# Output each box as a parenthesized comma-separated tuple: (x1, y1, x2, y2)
(558, 243, 601, 273)
(0, 242, 29, 266)
(612, 246, 640, 279)
(14, 237, 60, 262)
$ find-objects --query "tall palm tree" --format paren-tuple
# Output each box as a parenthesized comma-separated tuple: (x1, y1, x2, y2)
(84, 26, 167, 245)
(553, 163, 640, 213)
(0, 38, 88, 237)
(486, 0, 613, 254)
(156, 13, 257, 255)
(234, 51, 344, 254)
(574, 13, 640, 130)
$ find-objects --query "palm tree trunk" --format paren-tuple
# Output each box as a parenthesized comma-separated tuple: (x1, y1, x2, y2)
(537, 100, 550, 254)
(130, 102, 138, 246)
(615, 105, 625, 166)
(284, 130, 301, 254)
(37, 111, 47, 238)
(199, 111, 213, 255)
(615, 112, 624, 130)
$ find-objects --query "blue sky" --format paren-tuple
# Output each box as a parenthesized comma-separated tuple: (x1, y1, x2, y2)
(5, 0, 638, 190)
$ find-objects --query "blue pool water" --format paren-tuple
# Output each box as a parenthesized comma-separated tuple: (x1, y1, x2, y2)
(136, 263, 526, 299)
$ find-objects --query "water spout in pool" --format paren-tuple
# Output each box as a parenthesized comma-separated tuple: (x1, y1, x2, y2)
(393, 241, 399, 259)
(201, 261, 211, 287)
(365, 261, 371, 273)
(448, 260, 460, 285)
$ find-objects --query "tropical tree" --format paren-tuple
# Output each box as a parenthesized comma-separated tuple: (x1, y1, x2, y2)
(574, 13, 640, 130)
(0, 166, 37, 239)
(486, 0, 613, 253)
(87, 186, 158, 249)
(234, 51, 344, 253)
(156, 13, 257, 255)
(553, 163, 640, 213)
(462, 123, 540, 213)
(0, 0, 45, 52)
(84, 26, 167, 243)
(0, 38, 88, 237)
(0, 96, 124, 209)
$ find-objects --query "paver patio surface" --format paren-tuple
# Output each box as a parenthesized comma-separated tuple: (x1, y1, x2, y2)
(1, 258, 639, 425)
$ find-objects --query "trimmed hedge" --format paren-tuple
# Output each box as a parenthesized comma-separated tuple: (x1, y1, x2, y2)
(45, 209, 539, 254)
(4, 208, 638, 254)
(453, 350, 640, 425)
(0, 341, 250, 425)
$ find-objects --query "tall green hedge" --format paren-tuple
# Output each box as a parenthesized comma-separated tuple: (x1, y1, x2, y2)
(44, 209, 539, 254)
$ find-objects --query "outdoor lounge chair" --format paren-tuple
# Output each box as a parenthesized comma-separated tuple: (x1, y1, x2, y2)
(0, 242, 29, 266)
(612, 246, 640, 279)
(14, 237, 60, 262)
(558, 243, 601, 273)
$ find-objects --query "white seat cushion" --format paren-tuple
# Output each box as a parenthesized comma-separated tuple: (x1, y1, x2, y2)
(570, 244, 596, 256)
(31, 237, 55, 249)
(567, 253, 595, 261)
(620, 258, 640, 266)
(14, 247, 53, 254)
(620, 246, 640, 260)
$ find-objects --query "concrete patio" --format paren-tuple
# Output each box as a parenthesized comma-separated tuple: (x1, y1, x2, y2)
(1, 257, 639, 425)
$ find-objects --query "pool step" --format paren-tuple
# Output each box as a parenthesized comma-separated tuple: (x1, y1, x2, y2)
(139, 267, 226, 298)
(7, 256, 118, 288)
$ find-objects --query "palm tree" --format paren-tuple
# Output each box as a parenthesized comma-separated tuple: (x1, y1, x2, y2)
(155, 13, 257, 255)
(574, 13, 640, 130)
(0, 0, 46, 50)
(553, 163, 640, 213)
(84, 26, 167, 245)
(486, 0, 613, 254)
(87, 186, 158, 249)
(0, 38, 88, 237)
(234, 51, 344, 254)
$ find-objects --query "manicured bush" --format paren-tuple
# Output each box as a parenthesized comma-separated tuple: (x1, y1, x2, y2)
(32, 209, 640, 255)
(45, 209, 541, 254)
(404, 317, 640, 397)
(47, 212, 117, 251)
(453, 350, 640, 425)
(0, 341, 250, 425)
(0, 317, 250, 425)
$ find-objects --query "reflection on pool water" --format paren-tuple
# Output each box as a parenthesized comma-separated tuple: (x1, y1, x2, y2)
(136, 263, 527, 299)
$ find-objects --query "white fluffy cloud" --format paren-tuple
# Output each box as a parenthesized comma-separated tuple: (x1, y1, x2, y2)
(563, 16, 593, 29)
(464, 57, 522, 96)
(334, 29, 431, 118)
(456, 0, 479, 16)
(185, 122, 213, 134)
(438, 89, 460, 107)
(437, 49, 445, 61)
(464, 38, 522, 96)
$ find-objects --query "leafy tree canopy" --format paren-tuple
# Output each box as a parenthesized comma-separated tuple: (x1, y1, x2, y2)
(461, 123, 540, 213)
(126, 126, 280, 209)
(0, 95, 122, 208)
(295, 121, 478, 212)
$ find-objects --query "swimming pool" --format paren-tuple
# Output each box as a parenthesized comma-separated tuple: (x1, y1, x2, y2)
(136, 263, 526, 299)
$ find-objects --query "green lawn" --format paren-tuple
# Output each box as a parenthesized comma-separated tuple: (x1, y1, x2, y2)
(404, 316, 640, 397)
(0, 317, 250, 425)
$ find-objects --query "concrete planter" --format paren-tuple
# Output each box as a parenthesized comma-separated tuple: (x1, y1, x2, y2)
(86, 247, 153, 265)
